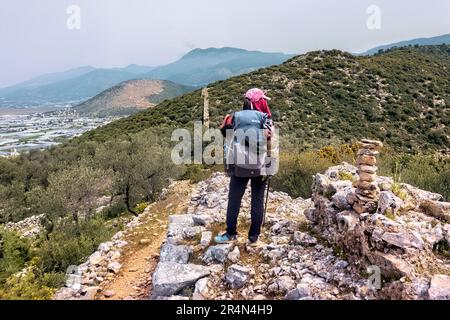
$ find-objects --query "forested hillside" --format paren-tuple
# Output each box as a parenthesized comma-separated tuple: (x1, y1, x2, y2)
(82, 45, 450, 152)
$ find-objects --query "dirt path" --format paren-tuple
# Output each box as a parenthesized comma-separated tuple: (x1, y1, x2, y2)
(98, 180, 195, 300)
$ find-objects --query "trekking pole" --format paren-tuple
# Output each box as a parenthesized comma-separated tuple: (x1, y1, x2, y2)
(263, 176, 271, 227)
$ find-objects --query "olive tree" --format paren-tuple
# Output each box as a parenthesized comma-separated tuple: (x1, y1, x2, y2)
(95, 130, 182, 216)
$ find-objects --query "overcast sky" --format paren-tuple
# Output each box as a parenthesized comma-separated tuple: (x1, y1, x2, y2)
(0, 0, 449, 87)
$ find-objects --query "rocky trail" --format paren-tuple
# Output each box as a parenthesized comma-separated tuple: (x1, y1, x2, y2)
(54, 180, 195, 300)
(150, 172, 371, 300)
(55, 142, 450, 300)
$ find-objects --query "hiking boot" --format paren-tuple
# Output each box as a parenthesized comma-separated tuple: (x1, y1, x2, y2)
(214, 233, 237, 244)
(246, 239, 263, 248)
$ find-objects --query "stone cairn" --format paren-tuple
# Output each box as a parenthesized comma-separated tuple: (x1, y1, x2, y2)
(353, 139, 384, 214)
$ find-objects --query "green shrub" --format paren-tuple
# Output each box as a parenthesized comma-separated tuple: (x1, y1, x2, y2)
(272, 151, 333, 198)
(34, 216, 117, 274)
(0, 230, 31, 283)
(134, 202, 149, 214)
(102, 202, 127, 219)
(0, 258, 59, 300)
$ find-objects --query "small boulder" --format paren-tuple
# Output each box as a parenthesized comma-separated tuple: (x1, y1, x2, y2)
(226, 265, 251, 289)
(89, 252, 104, 266)
(428, 275, 450, 300)
(81, 286, 100, 300)
(182, 226, 205, 239)
(98, 242, 112, 253)
(152, 262, 210, 297)
(107, 262, 122, 274)
(332, 189, 353, 210)
(159, 244, 191, 264)
(227, 246, 241, 263)
(200, 231, 212, 247)
(293, 231, 317, 247)
(381, 230, 424, 250)
(377, 191, 403, 216)
(193, 277, 209, 300)
(420, 200, 450, 223)
(192, 214, 213, 227)
(203, 244, 233, 264)
(104, 290, 116, 298)
(285, 284, 311, 300)
(268, 276, 296, 294)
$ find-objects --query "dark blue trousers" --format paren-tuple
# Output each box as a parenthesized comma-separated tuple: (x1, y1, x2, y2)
(226, 175, 267, 242)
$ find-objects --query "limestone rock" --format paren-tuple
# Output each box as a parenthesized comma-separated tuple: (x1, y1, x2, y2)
(152, 262, 210, 297)
(357, 155, 377, 166)
(285, 284, 311, 300)
(203, 244, 233, 264)
(226, 265, 251, 289)
(227, 246, 241, 263)
(293, 231, 317, 246)
(82, 286, 100, 300)
(420, 200, 450, 223)
(357, 171, 377, 183)
(381, 231, 424, 250)
(98, 242, 112, 253)
(369, 253, 414, 278)
(200, 231, 212, 247)
(160, 244, 191, 264)
(268, 276, 296, 294)
(183, 226, 205, 239)
(89, 252, 104, 266)
(402, 184, 443, 202)
(377, 191, 403, 215)
(104, 290, 116, 298)
(107, 262, 122, 274)
(359, 165, 378, 174)
(332, 189, 353, 210)
(428, 275, 450, 300)
(357, 149, 380, 157)
(193, 277, 210, 300)
(192, 214, 213, 227)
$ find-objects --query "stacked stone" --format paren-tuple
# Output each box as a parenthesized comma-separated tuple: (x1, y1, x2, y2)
(353, 139, 383, 214)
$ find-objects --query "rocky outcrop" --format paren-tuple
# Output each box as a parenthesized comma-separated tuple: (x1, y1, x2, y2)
(307, 140, 450, 300)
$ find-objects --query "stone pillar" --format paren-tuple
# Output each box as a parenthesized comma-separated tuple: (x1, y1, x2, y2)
(202, 87, 210, 129)
(353, 139, 383, 214)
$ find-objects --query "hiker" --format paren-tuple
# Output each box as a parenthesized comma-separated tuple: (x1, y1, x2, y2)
(215, 88, 275, 247)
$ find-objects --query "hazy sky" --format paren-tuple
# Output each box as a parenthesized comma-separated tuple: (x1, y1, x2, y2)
(1, 0, 449, 87)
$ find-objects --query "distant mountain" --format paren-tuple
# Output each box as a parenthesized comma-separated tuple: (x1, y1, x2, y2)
(0, 66, 95, 95)
(112, 64, 155, 75)
(74, 79, 194, 117)
(360, 34, 450, 55)
(0, 69, 138, 107)
(0, 47, 294, 107)
(142, 47, 295, 86)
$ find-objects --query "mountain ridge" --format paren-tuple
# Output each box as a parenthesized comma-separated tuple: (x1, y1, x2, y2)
(0, 47, 294, 108)
(360, 34, 450, 55)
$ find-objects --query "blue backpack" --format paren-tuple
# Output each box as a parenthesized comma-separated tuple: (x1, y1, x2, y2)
(224, 110, 269, 178)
